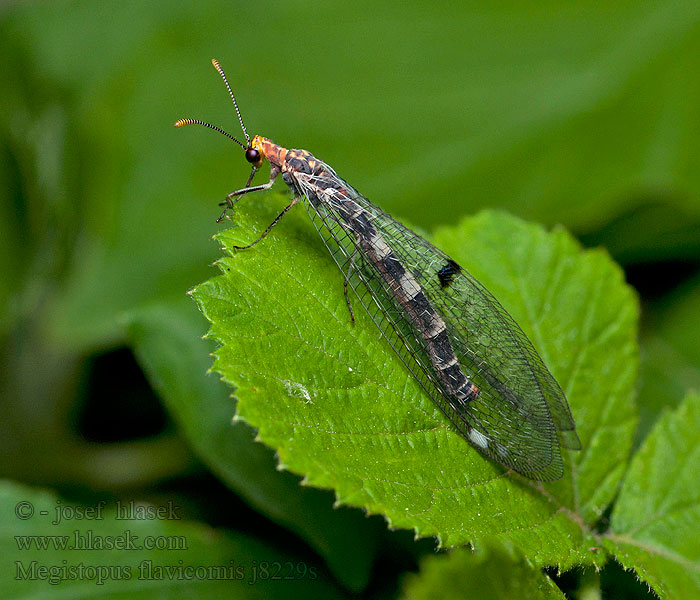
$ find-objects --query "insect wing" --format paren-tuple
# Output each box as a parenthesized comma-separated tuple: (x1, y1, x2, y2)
(292, 166, 579, 480)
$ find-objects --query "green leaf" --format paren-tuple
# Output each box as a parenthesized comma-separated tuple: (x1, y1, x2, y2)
(400, 546, 566, 600)
(125, 298, 381, 591)
(1, 480, 344, 598)
(192, 202, 639, 569)
(604, 393, 700, 599)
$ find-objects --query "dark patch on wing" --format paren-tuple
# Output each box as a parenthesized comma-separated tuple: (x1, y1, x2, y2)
(437, 259, 462, 288)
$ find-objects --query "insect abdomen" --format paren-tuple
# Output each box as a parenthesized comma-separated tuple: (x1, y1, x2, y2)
(336, 198, 480, 406)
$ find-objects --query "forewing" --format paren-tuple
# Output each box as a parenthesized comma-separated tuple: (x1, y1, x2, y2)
(292, 166, 579, 480)
(372, 203, 581, 445)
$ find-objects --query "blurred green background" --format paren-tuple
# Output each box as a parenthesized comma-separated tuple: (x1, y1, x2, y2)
(2, 1, 699, 597)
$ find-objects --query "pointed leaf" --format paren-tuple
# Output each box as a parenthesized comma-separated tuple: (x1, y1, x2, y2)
(193, 202, 638, 569)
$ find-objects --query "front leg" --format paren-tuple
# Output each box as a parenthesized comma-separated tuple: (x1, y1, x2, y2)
(217, 165, 280, 222)
(231, 196, 300, 250)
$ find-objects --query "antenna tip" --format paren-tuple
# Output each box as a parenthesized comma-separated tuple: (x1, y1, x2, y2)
(174, 119, 192, 128)
(211, 58, 222, 71)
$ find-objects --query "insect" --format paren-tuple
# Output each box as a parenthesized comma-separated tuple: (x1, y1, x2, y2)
(176, 59, 580, 481)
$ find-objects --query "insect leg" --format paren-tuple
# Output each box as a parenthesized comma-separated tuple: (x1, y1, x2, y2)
(231, 196, 300, 250)
(244, 166, 257, 188)
(343, 248, 358, 323)
(217, 166, 278, 222)
(218, 167, 258, 207)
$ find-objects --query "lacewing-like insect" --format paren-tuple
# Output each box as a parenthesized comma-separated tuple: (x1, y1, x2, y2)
(176, 59, 580, 480)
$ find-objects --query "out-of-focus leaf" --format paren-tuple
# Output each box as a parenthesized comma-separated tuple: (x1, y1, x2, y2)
(1, 480, 344, 598)
(1, 0, 697, 353)
(579, 201, 700, 267)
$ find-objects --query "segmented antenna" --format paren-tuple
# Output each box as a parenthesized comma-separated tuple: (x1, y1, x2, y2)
(211, 59, 250, 145)
(173, 118, 246, 149)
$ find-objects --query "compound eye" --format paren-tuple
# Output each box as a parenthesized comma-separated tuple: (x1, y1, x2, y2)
(245, 147, 260, 164)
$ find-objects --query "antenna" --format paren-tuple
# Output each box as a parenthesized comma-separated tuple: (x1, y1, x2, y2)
(173, 118, 246, 149)
(211, 59, 250, 145)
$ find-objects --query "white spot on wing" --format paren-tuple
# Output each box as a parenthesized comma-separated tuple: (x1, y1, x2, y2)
(468, 428, 489, 449)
